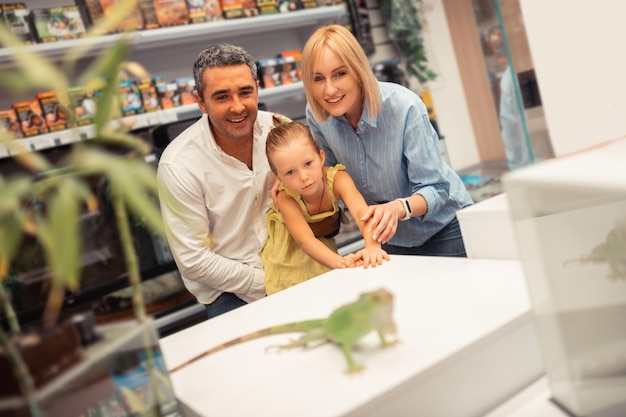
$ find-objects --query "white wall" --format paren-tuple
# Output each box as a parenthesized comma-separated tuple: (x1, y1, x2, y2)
(420, 0, 481, 171)
(520, 0, 626, 156)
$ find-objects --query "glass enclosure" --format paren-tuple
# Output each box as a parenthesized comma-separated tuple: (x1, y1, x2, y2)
(472, 0, 554, 171)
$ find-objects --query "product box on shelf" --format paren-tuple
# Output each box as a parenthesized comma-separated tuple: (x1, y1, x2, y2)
(36, 91, 69, 132)
(12, 99, 48, 137)
(0, 109, 23, 139)
(137, 78, 160, 112)
(220, 0, 258, 19)
(279, 49, 302, 80)
(176, 77, 196, 106)
(75, 0, 103, 28)
(502, 138, 626, 417)
(256, 0, 277, 15)
(277, 0, 317, 12)
(156, 81, 179, 109)
(138, 0, 161, 29)
(153, 0, 190, 27)
(0, 3, 37, 44)
(257, 58, 281, 89)
(278, 55, 299, 85)
(118, 80, 144, 117)
(31, 6, 87, 43)
(99, 0, 145, 32)
(186, 0, 223, 22)
(68, 86, 98, 127)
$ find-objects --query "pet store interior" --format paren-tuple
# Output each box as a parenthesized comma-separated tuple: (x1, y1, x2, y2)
(0, 0, 624, 416)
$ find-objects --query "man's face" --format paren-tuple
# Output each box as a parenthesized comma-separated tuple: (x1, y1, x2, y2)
(194, 64, 259, 142)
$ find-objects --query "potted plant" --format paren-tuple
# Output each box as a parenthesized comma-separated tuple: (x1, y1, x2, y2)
(378, 0, 437, 85)
(0, 2, 182, 416)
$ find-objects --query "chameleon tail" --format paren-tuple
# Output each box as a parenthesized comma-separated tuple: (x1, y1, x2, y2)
(170, 319, 326, 373)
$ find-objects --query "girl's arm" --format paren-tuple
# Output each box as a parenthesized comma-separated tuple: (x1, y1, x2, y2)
(277, 191, 356, 269)
(333, 171, 390, 268)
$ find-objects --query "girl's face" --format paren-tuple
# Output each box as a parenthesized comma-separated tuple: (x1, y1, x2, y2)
(271, 139, 325, 198)
(311, 46, 362, 123)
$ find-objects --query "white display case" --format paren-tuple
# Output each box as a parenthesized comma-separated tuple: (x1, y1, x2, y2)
(160, 256, 543, 417)
(457, 192, 519, 260)
(502, 138, 626, 417)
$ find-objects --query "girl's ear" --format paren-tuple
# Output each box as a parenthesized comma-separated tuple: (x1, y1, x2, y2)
(319, 149, 326, 164)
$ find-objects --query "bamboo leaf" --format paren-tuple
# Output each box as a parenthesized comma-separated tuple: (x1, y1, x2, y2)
(45, 181, 82, 292)
(93, 68, 123, 134)
(77, 37, 131, 89)
(0, 176, 33, 216)
(0, 214, 24, 274)
(72, 149, 164, 237)
(9, 149, 53, 174)
(0, 25, 69, 94)
(93, 130, 152, 155)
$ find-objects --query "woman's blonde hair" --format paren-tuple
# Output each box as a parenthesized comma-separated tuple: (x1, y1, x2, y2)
(301, 24, 381, 122)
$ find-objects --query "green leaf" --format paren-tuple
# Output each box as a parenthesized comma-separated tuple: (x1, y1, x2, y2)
(0, 213, 25, 270)
(72, 149, 164, 237)
(77, 37, 131, 89)
(44, 180, 82, 293)
(0, 25, 69, 95)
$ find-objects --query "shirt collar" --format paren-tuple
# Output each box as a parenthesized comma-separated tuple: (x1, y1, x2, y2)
(330, 102, 378, 129)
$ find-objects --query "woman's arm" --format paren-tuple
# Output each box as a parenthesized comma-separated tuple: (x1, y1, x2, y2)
(278, 191, 356, 269)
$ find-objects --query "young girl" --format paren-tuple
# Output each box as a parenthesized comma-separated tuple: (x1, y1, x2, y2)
(262, 115, 389, 295)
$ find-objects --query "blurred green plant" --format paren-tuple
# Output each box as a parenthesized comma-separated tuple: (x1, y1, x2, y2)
(0, 1, 175, 415)
(378, 0, 437, 84)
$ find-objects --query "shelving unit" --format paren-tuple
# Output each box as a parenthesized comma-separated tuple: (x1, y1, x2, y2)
(0, 6, 345, 63)
(0, 81, 306, 159)
(0, 6, 345, 157)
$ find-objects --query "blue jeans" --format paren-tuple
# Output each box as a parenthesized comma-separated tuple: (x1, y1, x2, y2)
(204, 292, 247, 319)
(383, 218, 467, 257)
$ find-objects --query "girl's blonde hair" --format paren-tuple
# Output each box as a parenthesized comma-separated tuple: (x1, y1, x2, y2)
(301, 24, 381, 122)
(266, 115, 321, 174)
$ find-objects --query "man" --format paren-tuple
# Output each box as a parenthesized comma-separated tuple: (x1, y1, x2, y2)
(157, 44, 277, 318)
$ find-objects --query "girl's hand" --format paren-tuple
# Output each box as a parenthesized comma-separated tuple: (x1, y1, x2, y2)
(335, 253, 361, 268)
(360, 201, 403, 244)
(356, 247, 390, 268)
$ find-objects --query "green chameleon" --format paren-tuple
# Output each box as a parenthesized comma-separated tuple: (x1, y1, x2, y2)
(564, 228, 626, 281)
(170, 288, 398, 374)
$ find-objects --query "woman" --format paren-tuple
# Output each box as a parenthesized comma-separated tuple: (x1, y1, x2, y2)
(301, 24, 473, 257)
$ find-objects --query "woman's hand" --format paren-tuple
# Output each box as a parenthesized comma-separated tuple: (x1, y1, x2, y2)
(360, 201, 405, 244)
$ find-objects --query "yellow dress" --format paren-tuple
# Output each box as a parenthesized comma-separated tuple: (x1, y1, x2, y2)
(263, 165, 345, 295)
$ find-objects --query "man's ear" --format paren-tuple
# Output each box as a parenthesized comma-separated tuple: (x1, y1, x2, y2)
(194, 91, 207, 114)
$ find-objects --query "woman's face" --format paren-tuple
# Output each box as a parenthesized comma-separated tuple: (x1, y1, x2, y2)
(311, 46, 362, 123)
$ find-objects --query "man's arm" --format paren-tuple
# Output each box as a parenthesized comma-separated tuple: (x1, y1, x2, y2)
(157, 163, 265, 303)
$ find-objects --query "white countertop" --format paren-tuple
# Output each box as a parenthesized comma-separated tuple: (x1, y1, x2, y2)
(159, 255, 544, 417)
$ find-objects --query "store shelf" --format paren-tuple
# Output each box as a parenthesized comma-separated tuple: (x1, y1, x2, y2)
(0, 82, 305, 159)
(0, 6, 345, 64)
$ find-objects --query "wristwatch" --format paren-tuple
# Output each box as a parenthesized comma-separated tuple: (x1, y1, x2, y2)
(396, 198, 412, 221)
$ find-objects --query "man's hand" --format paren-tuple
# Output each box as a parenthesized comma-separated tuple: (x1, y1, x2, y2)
(270, 178, 282, 211)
